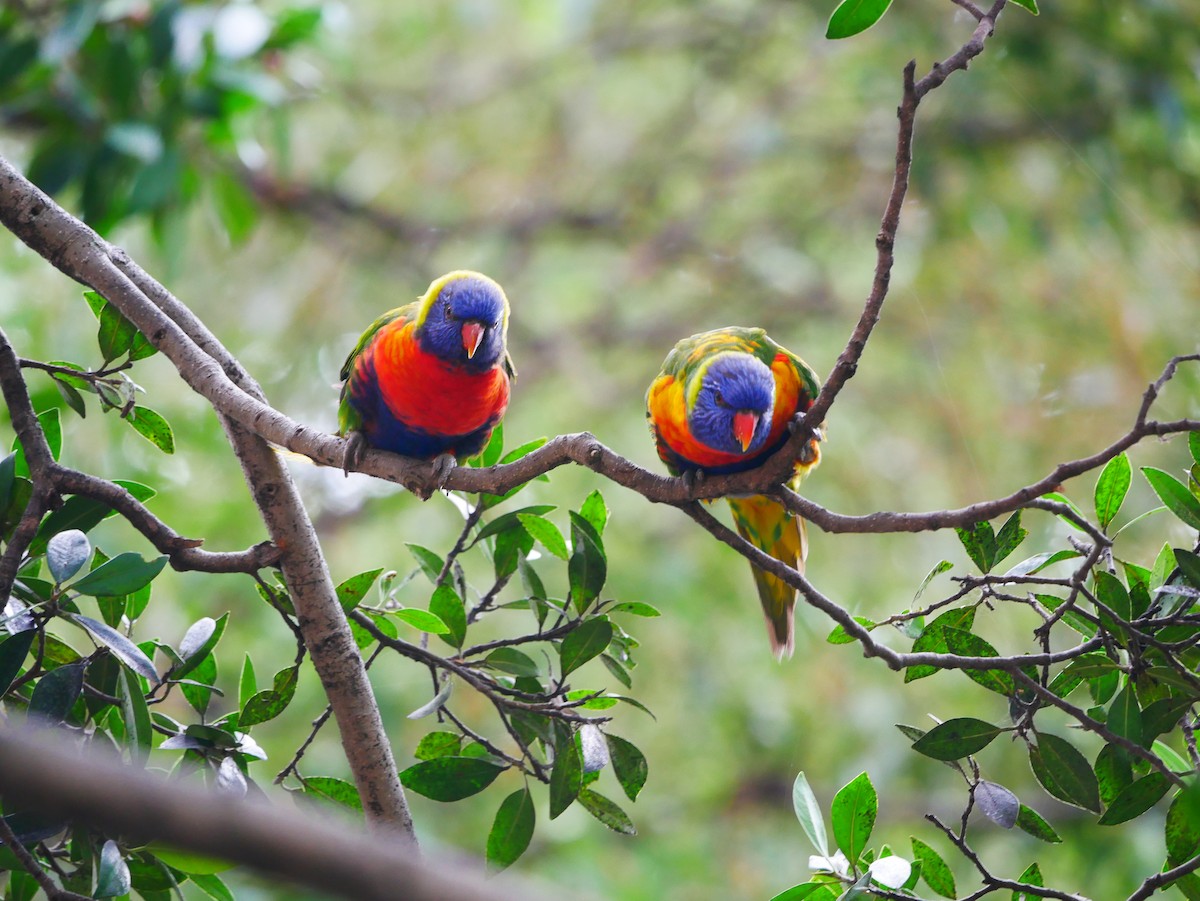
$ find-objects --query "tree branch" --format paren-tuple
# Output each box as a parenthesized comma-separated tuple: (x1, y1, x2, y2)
(0, 727, 553, 901)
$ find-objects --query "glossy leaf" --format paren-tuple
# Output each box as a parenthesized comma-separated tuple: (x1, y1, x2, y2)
(336, 568, 384, 612)
(826, 0, 893, 39)
(174, 613, 228, 680)
(904, 606, 975, 682)
(95, 840, 131, 898)
(560, 617, 613, 676)
(487, 787, 536, 871)
(0, 631, 35, 694)
(68, 614, 157, 682)
(831, 771, 876, 864)
(606, 733, 649, 802)
(415, 731, 462, 761)
(400, 756, 504, 802)
(607, 601, 661, 617)
(1098, 772, 1170, 825)
(120, 667, 152, 762)
(429, 584, 466, 648)
(239, 665, 299, 727)
(579, 489, 609, 535)
(395, 608, 450, 634)
(1015, 804, 1061, 843)
(578, 788, 636, 835)
(70, 552, 167, 597)
(911, 718, 1002, 761)
(304, 776, 363, 812)
(826, 616, 875, 645)
(549, 733, 583, 818)
(1095, 453, 1131, 530)
(1094, 743, 1133, 808)
(484, 647, 539, 677)
(910, 837, 955, 899)
(792, 771, 830, 858)
(1010, 0, 1039, 13)
(127, 406, 175, 453)
(1143, 466, 1200, 530)
(30, 660, 86, 722)
(992, 511, 1028, 568)
(1166, 787, 1200, 864)
(405, 545, 444, 583)
(568, 512, 607, 612)
(1029, 733, 1101, 812)
(942, 627, 1015, 695)
(518, 512, 569, 560)
(1107, 682, 1142, 746)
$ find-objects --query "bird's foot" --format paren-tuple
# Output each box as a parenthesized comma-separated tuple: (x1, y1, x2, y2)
(789, 415, 823, 466)
(430, 453, 457, 490)
(341, 431, 367, 476)
(681, 468, 706, 498)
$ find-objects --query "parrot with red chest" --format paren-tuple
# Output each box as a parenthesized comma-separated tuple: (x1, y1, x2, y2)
(338, 270, 515, 479)
(646, 326, 823, 659)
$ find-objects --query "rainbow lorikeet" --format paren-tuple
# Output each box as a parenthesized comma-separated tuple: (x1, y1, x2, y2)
(646, 327, 823, 659)
(338, 270, 516, 478)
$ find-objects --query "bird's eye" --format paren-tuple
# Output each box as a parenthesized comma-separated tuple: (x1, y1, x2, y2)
(714, 391, 728, 407)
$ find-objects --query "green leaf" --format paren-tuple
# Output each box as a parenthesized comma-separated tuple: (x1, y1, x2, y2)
(578, 787, 637, 835)
(120, 666, 152, 762)
(429, 584, 467, 649)
(956, 520, 996, 572)
(0, 451, 15, 514)
(1143, 466, 1200, 530)
(30, 660, 86, 722)
(395, 608, 450, 634)
(1015, 804, 1061, 843)
(827, 616, 875, 645)
(550, 733, 583, 818)
(608, 601, 661, 617)
(12, 409, 61, 479)
(559, 617, 613, 676)
(336, 568, 383, 612)
(1107, 682, 1143, 746)
(29, 480, 155, 556)
(304, 776, 363, 812)
(1095, 743, 1133, 808)
(1166, 787, 1200, 864)
(768, 886, 839, 901)
(97, 301, 139, 364)
(905, 606, 976, 682)
(942, 627, 1015, 695)
(1190, 431, 1200, 466)
(825, 0, 894, 39)
(487, 787, 536, 871)
(792, 772, 830, 854)
(473, 505, 556, 544)
(68, 613, 157, 682)
(1095, 453, 1132, 530)
(1029, 732, 1101, 812)
(568, 512, 607, 612)
(414, 731, 463, 761)
(400, 756, 505, 802)
(831, 771, 876, 864)
(605, 734, 649, 802)
(238, 655, 257, 711)
(405, 544, 444, 582)
(1098, 772, 1171, 825)
(992, 511, 1028, 568)
(173, 613, 229, 682)
(493, 525, 533, 580)
(0, 631, 35, 694)
(95, 840, 131, 898)
(483, 647, 540, 677)
(239, 665, 299, 727)
(910, 837, 955, 899)
(579, 489, 609, 535)
(912, 718, 1003, 761)
(70, 552, 167, 597)
(914, 560, 952, 600)
(190, 874, 235, 901)
(1012, 862, 1045, 900)
(518, 512, 569, 560)
(126, 406, 175, 453)
(1009, 0, 1038, 13)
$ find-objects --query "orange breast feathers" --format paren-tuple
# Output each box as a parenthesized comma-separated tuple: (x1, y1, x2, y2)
(371, 320, 510, 436)
(769, 352, 821, 479)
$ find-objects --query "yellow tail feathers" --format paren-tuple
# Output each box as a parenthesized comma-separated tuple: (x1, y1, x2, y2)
(727, 495, 807, 660)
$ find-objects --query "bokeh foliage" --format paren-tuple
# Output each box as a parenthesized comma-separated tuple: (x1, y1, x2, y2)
(1, 0, 1199, 898)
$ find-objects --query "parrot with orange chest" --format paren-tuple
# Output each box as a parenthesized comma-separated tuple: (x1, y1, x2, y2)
(338, 270, 516, 480)
(646, 326, 823, 659)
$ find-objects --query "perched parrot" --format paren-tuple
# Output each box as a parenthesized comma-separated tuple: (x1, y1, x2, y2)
(337, 270, 516, 479)
(646, 327, 823, 659)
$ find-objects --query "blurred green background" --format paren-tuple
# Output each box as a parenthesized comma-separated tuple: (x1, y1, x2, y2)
(2, 1, 1199, 898)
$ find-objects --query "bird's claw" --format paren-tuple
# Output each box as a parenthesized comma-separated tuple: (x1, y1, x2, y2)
(341, 431, 367, 476)
(681, 468, 706, 497)
(430, 453, 457, 490)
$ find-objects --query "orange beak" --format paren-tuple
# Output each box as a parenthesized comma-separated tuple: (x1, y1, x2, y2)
(462, 322, 484, 359)
(732, 411, 759, 453)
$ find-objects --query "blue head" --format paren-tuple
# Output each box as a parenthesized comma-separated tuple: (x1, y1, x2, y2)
(688, 352, 776, 456)
(416, 271, 510, 373)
